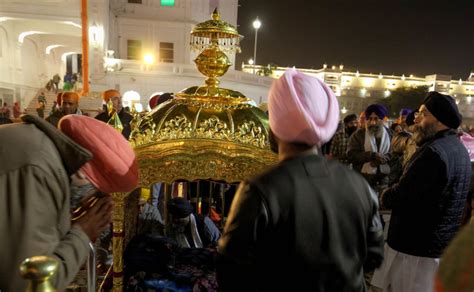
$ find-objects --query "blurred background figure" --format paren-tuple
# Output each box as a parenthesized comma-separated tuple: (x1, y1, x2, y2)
(167, 197, 220, 248)
(95, 89, 133, 139)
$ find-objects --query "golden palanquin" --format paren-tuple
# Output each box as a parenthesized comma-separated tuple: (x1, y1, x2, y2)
(109, 9, 277, 291)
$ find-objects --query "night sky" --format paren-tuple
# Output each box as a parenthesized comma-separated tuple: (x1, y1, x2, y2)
(236, 0, 474, 80)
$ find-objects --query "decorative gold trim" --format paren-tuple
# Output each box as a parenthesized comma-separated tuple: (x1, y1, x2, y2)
(135, 139, 276, 185)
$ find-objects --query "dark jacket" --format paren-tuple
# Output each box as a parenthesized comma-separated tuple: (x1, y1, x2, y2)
(347, 127, 392, 189)
(46, 110, 65, 128)
(218, 153, 384, 292)
(95, 109, 133, 139)
(383, 129, 471, 258)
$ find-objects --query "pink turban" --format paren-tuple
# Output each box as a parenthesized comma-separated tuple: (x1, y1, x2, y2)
(59, 115, 139, 193)
(268, 68, 340, 146)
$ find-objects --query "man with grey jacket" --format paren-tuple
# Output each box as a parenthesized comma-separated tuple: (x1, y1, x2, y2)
(0, 115, 138, 291)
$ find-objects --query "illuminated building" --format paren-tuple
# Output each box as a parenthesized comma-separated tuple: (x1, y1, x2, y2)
(243, 64, 474, 120)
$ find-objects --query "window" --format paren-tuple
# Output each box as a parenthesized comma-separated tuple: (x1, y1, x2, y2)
(161, 0, 175, 6)
(127, 40, 142, 60)
(159, 42, 174, 63)
(128, 0, 142, 3)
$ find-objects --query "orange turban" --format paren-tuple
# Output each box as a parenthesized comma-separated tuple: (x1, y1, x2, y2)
(58, 115, 139, 193)
(59, 92, 80, 106)
(102, 89, 121, 103)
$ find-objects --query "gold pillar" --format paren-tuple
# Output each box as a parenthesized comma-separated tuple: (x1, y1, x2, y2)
(111, 192, 125, 291)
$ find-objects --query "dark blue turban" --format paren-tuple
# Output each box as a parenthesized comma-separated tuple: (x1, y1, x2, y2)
(423, 92, 462, 129)
(365, 104, 388, 120)
(167, 197, 194, 219)
(399, 108, 412, 117)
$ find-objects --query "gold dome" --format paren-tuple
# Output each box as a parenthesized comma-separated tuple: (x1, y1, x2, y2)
(130, 95, 276, 184)
(129, 9, 276, 185)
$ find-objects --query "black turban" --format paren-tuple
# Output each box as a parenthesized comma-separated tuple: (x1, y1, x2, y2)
(343, 114, 358, 124)
(167, 197, 194, 219)
(423, 92, 462, 129)
(365, 104, 388, 120)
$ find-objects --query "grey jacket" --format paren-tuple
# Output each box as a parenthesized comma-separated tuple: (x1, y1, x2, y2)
(0, 115, 92, 291)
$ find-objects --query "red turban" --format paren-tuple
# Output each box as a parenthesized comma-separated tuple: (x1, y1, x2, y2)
(59, 115, 139, 193)
(149, 95, 160, 109)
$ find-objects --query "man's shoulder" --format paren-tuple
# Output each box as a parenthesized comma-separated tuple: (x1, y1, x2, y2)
(429, 133, 470, 160)
(95, 112, 108, 121)
(251, 155, 356, 186)
(119, 110, 133, 121)
(349, 128, 365, 142)
(333, 130, 345, 139)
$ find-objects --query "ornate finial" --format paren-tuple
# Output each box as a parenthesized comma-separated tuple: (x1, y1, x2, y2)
(20, 256, 59, 292)
(107, 111, 124, 134)
(212, 8, 220, 20)
(107, 100, 114, 116)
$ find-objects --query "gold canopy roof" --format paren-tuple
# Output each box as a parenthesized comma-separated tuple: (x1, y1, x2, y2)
(129, 9, 277, 185)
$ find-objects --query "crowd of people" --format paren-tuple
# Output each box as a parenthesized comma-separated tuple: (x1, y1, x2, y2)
(0, 69, 473, 291)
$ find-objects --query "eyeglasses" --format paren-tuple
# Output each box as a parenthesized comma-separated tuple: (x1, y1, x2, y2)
(414, 111, 430, 118)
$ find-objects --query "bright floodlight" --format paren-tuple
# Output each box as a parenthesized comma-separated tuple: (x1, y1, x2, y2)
(143, 53, 155, 65)
(253, 18, 262, 29)
(248, 59, 254, 65)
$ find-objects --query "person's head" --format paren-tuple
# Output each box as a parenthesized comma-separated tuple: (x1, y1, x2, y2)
(412, 92, 462, 145)
(364, 104, 388, 136)
(3, 102, 6, 107)
(102, 89, 122, 112)
(58, 115, 139, 194)
(405, 109, 418, 132)
(267, 68, 339, 158)
(399, 108, 412, 127)
(343, 114, 358, 136)
(60, 92, 80, 115)
(167, 197, 194, 226)
(391, 123, 402, 134)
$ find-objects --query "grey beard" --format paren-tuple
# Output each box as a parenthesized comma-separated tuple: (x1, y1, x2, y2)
(368, 125, 382, 137)
(412, 123, 437, 146)
(70, 183, 97, 209)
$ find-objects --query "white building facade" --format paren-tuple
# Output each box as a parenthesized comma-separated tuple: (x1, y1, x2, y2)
(243, 64, 474, 120)
(0, 0, 272, 111)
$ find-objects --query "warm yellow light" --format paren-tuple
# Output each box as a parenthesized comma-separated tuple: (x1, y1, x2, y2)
(143, 53, 155, 65)
(341, 106, 348, 114)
